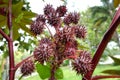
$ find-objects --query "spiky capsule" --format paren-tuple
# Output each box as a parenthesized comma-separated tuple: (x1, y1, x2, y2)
(44, 4, 55, 17)
(64, 12, 80, 25)
(30, 21, 44, 35)
(56, 6, 67, 17)
(34, 38, 55, 64)
(47, 15, 60, 27)
(36, 14, 46, 23)
(72, 51, 92, 76)
(21, 59, 35, 76)
(74, 25, 87, 39)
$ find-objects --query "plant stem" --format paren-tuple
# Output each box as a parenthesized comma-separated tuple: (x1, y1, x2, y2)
(15, 55, 33, 71)
(82, 7, 120, 80)
(49, 65, 56, 80)
(0, 29, 10, 41)
(7, 0, 15, 80)
(92, 75, 120, 80)
(45, 25, 53, 38)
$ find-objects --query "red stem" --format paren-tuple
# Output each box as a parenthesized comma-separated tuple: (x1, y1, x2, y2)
(82, 7, 120, 80)
(92, 75, 120, 80)
(7, 0, 15, 80)
(0, 29, 10, 41)
(15, 55, 33, 71)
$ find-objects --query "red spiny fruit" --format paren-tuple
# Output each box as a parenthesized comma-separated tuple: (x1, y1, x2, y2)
(34, 38, 55, 64)
(56, 6, 67, 17)
(54, 26, 75, 43)
(36, 14, 46, 23)
(21, 59, 35, 76)
(74, 25, 87, 39)
(44, 4, 55, 17)
(47, 15, 61, 27)
(62, 26, 75, 42)
(63, 12, 80, 25)
(71, 12, 80, 24)
(72, 51, 92, 76)
(30, 21, 45, 35)
(64, 47, 76, 59)
(63, 13, 73, 25)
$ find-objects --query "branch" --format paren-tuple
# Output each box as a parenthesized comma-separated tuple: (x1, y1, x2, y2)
(83, 7, 120, 80)
(15, 55, 34, 71)
(92, 75, 120, 80)
(7, 0, 15, 80)
(0, 29, 10, 41)
(45, 24, 53, 38)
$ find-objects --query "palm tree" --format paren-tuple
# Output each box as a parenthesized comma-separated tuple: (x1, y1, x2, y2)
(90, 0, 120, 48)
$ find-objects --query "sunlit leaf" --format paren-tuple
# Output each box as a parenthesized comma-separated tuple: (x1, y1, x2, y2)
(109, 55, 120, 65)
(12, 2, 23, 16)
(15, 13, 24, 23)
(21, 18, 33, 24)
(23, 11, 37, 19)
(12, 23, 20, 40)
(18, 23, 35, 36)
(0, 15, 6, 27)
(102, 69, 120, 75)
(55, 68, 63, 79)
(113, 0, 120, 8)
(36, 63, 51, 79)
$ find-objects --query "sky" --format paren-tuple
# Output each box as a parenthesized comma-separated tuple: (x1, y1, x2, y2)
(28, 0, 102, 14)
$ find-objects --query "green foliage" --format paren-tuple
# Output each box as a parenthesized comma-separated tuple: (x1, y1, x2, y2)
(102, 69, 120, 75)
(0, 1, 36, 40)
(55, 68, 63, 79)
(36, 63, 51, 79)
(36, 63, 64, 79)
(109, 55, 120, 65)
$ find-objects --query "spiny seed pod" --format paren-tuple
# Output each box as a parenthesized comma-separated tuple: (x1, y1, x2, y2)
(34, 38, 55, 64)
(36, 15, 46, 23)
(21, 59, 35, 76)
(63, 13, 73, 25)
(71, 12, 80, 24)
(47, 15, 60, 27)
(30, 21, 45, 35)
(56, 5, 67, 17)
(54, 27, 75, 43)
(62, 26, 75, 42)
(63, 12, 80, 25)
(72, 51, 92, 76)
(44, 4, 55, 17)
(74, 25, 87, 39)
(64, 47, 76, 59)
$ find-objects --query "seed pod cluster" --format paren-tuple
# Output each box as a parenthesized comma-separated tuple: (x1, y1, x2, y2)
(30, 4, 92, 78)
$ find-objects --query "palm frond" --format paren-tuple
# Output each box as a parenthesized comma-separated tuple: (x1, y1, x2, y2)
(94, 16, 107, 26)
(90, 6, 110, 17)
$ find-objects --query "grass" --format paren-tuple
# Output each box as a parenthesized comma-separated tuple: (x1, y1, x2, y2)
(21, 65, 120, 80)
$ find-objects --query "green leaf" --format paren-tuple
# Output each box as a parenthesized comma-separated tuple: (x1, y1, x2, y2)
(102, 69, 120, 75)
(0, 15, 6, 27)
(113, 0, 120, 8)
(0, 4, 7, 8)
(12, 2, 23, 16)
(13, 26, 20, 40)
(36, 63, 51, 79)
(15, 13, 24, 23)
(23, 11, 37, 19)
(18, 23, 35, 37)
(109, 55, 120, 65)
(21, 18, 33, 24)
(55, 68, 63, 79)
(12, 21, 20, 40)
